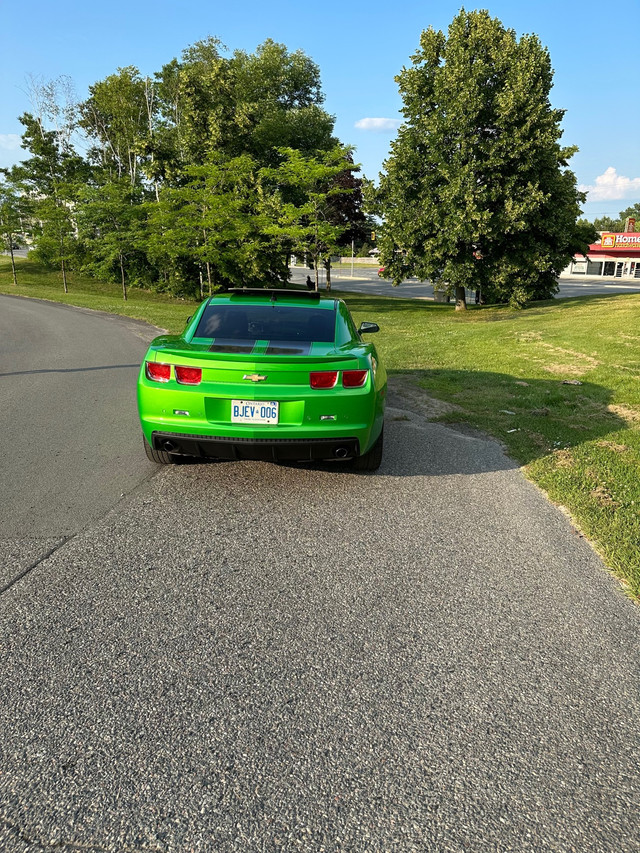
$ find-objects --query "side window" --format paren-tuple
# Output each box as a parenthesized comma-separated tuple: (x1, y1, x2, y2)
(336, 302, 359, 345)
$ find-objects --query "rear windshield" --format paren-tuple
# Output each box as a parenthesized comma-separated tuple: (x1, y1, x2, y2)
(194, 304, 336, 344)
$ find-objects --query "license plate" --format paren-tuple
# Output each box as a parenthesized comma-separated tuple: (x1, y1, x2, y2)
(231, 400, 279, 424)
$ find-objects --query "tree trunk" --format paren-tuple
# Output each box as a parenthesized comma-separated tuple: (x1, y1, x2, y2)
(454, 285, 467, 311)
(325, 259, 332, 292)
(199, 269, 204, 300)
(61, 257, 68, 294)
(9, 241, 17, 286)
(206, 262, 212, 296)
(119, 252, 127, 301)
(314, 255, 319, 291)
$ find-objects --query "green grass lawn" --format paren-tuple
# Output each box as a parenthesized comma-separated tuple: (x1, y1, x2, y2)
(3, 258, 639, 598)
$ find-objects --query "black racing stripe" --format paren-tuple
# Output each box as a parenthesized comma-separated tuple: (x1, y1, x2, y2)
(265, 341, 312, 355)
(209, 339, 257, 354)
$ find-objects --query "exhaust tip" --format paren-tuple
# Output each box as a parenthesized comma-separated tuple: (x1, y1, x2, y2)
(163, 440, 177, 452)
(334, 447, 349, 458)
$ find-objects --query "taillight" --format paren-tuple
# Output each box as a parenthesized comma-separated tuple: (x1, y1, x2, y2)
(146, 361, 171, 382)
(175, 365, 202, 385)
(310, 371, 339, 389)
(342, 369, 368, 388)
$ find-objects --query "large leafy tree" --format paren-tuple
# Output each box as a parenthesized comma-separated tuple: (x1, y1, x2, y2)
(375, 10, 590, 308)
(152, 37, 337, 178)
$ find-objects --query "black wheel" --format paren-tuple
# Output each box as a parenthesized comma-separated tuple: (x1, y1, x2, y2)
(352, 428, 384, 472)
(143, 436, 176, 464)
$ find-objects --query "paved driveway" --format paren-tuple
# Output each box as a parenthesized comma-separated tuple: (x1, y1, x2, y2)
(1, 298, 639, 852)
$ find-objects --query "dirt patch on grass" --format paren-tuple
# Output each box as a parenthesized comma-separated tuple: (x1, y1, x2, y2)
(552, 449, 574, 468)
(590, 485, 621, 509)
(596, 440, 630, 453)
(387, 374, 464, 420)
(517, 331, 542, 342)
(607, 404, 640, 425)
(522, 342, 602, 377)
(539, 343, 601, 366)
(542, 363, 589, 377)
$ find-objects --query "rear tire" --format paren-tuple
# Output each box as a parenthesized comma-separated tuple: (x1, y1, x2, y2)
(352, 427, 384, 472)
(143, 436, 176, 465)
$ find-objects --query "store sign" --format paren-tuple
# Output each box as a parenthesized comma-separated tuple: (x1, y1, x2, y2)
(624, 217, 636, 233)
(601, 233, 640, 248)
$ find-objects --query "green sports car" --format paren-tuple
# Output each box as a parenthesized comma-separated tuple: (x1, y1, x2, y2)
(137, 289, 387, 470)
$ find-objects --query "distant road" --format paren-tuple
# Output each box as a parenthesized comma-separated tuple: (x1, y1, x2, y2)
(290, 266, 640, 300)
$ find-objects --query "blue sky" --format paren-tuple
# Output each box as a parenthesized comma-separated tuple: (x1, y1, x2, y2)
(1, 0, 638, 221)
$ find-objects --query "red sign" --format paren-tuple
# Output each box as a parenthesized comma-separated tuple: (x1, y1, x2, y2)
(601, 233, 640, 248)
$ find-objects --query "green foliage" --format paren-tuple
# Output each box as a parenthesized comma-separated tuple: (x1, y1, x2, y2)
(148, 154, 289, 293)
(0, 179, 27, 246)
(261, 146, 358, 279)
(8, 111, 88, 289)
(0, 178, 31, 284)
(375, 10, 589, 307)
(79, 67, 155, 185)
(151, 37, 336, 175)
(591, 203, 640, 233)
(8, 38, 364, 296)
(76, 178, 150, 299)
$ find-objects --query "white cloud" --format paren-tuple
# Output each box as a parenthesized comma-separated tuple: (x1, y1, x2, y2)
(354, 117, 401, 132)
(579, 167, 640, 201)
(0, 134, 22, 151)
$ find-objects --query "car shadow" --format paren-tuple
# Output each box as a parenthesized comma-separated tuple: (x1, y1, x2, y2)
(151, 367, 627, 479)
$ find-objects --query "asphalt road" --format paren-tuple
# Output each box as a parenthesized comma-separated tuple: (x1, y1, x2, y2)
(0, 295, 160, 584)
(290, 266, 640, 300)
(1, 297, 639, 852)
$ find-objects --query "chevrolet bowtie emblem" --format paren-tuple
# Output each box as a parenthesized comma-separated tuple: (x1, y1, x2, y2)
(243, 374, 267, 382)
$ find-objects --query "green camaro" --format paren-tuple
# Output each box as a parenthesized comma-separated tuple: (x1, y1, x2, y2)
(137, 289, 387, 470)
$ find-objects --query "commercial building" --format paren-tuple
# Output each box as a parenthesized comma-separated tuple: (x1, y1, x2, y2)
(567, 232, 640, 279)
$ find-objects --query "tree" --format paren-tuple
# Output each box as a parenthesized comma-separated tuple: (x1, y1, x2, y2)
(76, 178, 147, 300)
(375, 10, 590, 309)
(8, 111, 86, 292)
(262, 146, 356, 290)
(79, 67, 154, 187)
(148, 154, 288, 294)
(0, 179, 30, 285)
(324, 153, 368, 256)
(592, 203, 640, 233)
(152, 37, 337, 177)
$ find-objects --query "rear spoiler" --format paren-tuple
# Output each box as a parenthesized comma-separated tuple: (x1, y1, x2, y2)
(152, 347, 358, 365)
(225, 288, 322, 301)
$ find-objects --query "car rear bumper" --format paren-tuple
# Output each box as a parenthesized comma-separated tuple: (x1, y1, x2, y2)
(151, 431, 361, 462)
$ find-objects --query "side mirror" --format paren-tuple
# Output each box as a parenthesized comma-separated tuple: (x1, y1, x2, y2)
(358, 321, 380, 334)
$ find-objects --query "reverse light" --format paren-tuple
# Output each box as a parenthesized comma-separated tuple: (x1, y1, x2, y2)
(310, 371, 339, 389)
(342, 369, 368, 388)
(175, 365, 202, 385)
(146, 361, 171, 382)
